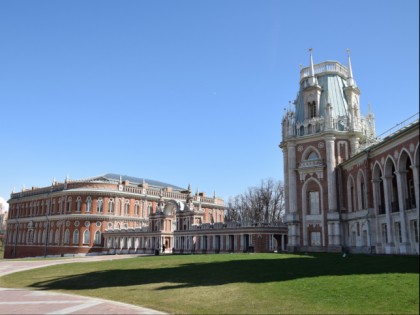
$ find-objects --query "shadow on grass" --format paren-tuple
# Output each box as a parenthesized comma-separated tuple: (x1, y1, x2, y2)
(29, 253, 419, 291)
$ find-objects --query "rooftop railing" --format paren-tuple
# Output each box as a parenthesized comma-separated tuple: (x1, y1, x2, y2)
(300, 61, 349, 80)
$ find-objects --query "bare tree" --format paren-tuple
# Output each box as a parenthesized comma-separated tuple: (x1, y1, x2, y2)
(225, 178, 285, 223)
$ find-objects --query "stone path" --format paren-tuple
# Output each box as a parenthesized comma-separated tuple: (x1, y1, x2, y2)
(0, 255, 167, 314)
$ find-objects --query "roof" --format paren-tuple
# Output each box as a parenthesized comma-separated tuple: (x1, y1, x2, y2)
(295, 73, 349, 123)
(89, 173, 186, 191)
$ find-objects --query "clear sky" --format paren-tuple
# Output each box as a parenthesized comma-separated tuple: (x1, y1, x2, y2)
(0, 0, 418, 211)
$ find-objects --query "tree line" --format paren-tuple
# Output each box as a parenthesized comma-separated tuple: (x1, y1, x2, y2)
(224, 178, 285, 223)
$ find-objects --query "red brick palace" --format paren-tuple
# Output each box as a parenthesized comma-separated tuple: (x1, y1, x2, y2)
(4, 174, 287, 258)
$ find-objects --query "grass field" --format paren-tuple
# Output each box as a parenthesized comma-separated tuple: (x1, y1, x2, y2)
(0, 253, 418, 314)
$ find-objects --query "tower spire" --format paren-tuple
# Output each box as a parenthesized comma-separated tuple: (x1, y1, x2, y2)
(347, 48, 355, 86)
(308, 48, 317, 86)
(309, 48, 314, 75)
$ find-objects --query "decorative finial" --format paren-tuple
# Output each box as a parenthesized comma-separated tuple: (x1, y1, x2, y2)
(119, 175, 122, 184)
(188, 183, 191, 192)
(308, 48, 317, 85)
(196, 187, 199, 195)
(347, 48, 354, 86)
(299, 64, 302, 70)
(213, 191, 216, 199)
(309, 48, 314, 73)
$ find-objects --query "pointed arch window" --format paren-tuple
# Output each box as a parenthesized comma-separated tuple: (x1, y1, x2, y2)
(124, 200, 130, 215)
(97, 197, 103, 213)
(54, 229, 60, 244)
(108, 198, 114, 213)
(94, 230, 101, 245)
(66, 197, 72, 212)
(83, 230, 90, 245)
(64, 229, 70, 244)
(73, 229, 79, 245)
(76, 197, 82, 212)
(307, 151, 319, 160)
(134, 201, 139, 216)
(86, 197, 92, 212)
(308, 101, 317, 118)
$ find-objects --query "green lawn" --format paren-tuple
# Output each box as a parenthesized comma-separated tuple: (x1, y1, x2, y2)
(0, 253, 418, 314)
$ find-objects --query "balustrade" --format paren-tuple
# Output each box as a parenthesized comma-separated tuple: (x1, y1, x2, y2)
(300, 61, 349, 80)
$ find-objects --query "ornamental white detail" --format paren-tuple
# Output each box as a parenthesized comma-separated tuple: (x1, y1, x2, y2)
(74, 221, 80, 227)
(298, 145, 304, 152)
(318, 142, 324, 149)
(85, 221, 90, 227)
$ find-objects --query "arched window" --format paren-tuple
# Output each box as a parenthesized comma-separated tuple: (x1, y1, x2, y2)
(385, 158, 399, 212)
(86, 197, 92, 212)
(134, 202, 139, 216)
(33, 230, 38, 244)
(58, 198, 63, 213)
(108, 198, 114, 213)
(94, 230, 101, 245)
(308, 101, 317, 118)
(64, 229, 70, 244)
(307, 151, 319, 160)
(83, 229, 90, 245)
(54, 229, 60, 244)
(48, 228, 53, 244)
(357, 171, 367, 210)
(97, 197, 103, 213)
(66, 197, 72, 212)
(73, 229, 79, 245)
(124, 200, 130, 215)
(76, 197, 82, 212)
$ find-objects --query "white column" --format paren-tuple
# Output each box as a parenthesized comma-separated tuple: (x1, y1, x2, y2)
(325, 135, 337, 212)
(287, 143, 297, 213)
(382, 175, 394, 254)
(410, 165, 419, 211)
(395, 171, 409, 254)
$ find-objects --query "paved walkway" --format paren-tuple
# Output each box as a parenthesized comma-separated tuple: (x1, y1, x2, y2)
(0, 255, 167, 314)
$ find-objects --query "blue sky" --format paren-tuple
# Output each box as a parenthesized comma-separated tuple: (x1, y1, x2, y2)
(0, 0, 418, 210)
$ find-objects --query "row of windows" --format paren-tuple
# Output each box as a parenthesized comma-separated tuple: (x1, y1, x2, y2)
(7, 228, 102, 246)
(381, 220, 419, 244)
(10, 197, 152, 218)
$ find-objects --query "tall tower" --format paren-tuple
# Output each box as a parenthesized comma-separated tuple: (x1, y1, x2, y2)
(280, 49, 375, 252)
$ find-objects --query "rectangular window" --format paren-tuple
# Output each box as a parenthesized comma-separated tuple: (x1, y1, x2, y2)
(412, 220, 419, 243)
(309, 103, 316, 118)
(310, 231, 321, 246)
(362, 230, 368, 246)
(309, 192, 320, 214)
(382, 223, 388, 243)
(396, 222, 402, 243)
